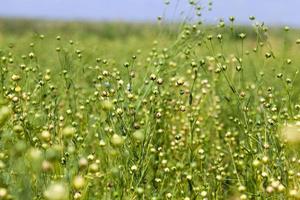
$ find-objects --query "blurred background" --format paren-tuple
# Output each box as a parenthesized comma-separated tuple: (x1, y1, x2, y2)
(0, 0, 300, 27)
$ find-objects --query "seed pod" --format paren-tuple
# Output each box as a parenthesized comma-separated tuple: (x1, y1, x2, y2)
(41, 130, 51, 142)
(132, 130, 145, 142)
(45, 145, 62, 161)
(11, 74, 21, 81)
(110, 134, 124, 146)
(249, 15, 255, 20)
(73, 176, 85, 190)
(42, 160, 53, 172)
(229, 16, 235, 22)
(102, 100, 113, 110)
(239, 33, 246, 39)
(78, 157, 88, 169)
(0, 106, 11, 128)
(62, 126, 76, 138)
(0, 188, 7, 199)
(44, 182, 68, 200)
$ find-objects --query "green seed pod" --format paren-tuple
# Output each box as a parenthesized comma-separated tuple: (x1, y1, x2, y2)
(136, 187, 144, 195)
(265, 52, 272, 58)
(73, 176, 85, 190)
(45, 145, 62, 161)
(27, 148, 43, 170)
(0, 188, 8, 199)
(13, 124, 23, 134)
(89, 163, 99, 173)
(249, 15, 255, 20)
(110, 134, 124, 146)
(123, 62, 129, 68)
(284, 26, 290, 32)
(41, 130, 51, 142)
(62, 126, 76, 138)
(229, 16, 235, 22)
(239, 33, 246, 39)
(15, 141, 27, 156)
(102, 100, 113, 110)
(44, 182, 68, 200)
(132, 130, 145, 142)
(0, 106, 11, 128)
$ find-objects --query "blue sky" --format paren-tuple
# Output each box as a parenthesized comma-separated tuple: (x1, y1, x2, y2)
(0, 0, 299, 27)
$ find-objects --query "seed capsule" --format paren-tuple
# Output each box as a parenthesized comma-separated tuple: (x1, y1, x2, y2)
(111, 134, 124, 146)
(73, 176, 85, 190)
(0, 106, 11, 127)
(41, 130, 51, 142)
(133, 130, 145, 142)
(44, 182, 68, 200)
(62, 126, 76, 138)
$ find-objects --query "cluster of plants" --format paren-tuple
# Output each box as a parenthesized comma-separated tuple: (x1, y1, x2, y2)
(1, 1, 300, 199)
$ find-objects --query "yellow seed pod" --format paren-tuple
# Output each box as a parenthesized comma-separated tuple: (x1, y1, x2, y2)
(0, 188, 7, 199)
(73, 176, 85, 190)
(102, 100, 113, 110)
(15, 85, 21, 92)
(44, 74, 51, 81)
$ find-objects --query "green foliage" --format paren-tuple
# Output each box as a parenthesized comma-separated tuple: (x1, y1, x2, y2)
(0, 15, 300, 199)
